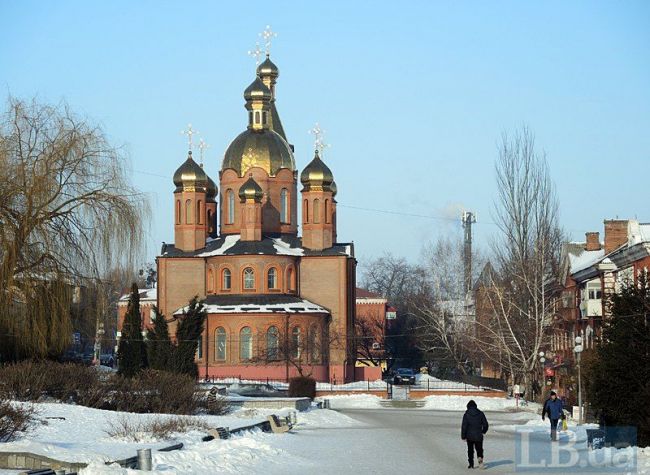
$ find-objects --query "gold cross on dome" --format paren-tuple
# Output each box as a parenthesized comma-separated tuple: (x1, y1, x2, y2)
(198, 138, 210, 165)
(248, 42, 264, 66)
(308, 122, 331, 157)
(259, 25, 277, 55)
(181, 124, 199, 152)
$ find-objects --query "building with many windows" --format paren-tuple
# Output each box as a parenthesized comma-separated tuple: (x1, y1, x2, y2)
(151, 54, 357, 382)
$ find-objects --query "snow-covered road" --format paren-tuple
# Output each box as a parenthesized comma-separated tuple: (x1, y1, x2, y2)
(294, 408, 532, 474)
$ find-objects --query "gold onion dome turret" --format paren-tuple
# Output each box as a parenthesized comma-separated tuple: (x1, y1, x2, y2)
(173, 151, 209, 192)
(244, 77, 272, 102)
(300, 150, 334, 192)
(221, 76, 295, 177)
(205, 173, 218, 200)
(257, 55, 279, 80)
(330, 180, 338, 197)
(238, 174, 264, 202)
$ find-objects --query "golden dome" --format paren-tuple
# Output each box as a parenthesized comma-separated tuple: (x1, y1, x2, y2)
(206, 174, 218, 200)
(238, 175, 264, 202)
(300, 150, 334, 192)
(330, 180, 337, 197)
(257, 55, 279, 79)
(244, 77, 272, 102)
(173, 151, 208, 192)
(222, 129, 295, 177)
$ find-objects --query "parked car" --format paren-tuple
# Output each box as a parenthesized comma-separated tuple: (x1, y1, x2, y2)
(392, 368, 416, 385)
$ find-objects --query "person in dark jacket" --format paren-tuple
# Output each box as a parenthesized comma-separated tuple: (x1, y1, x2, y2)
(461, 400, 489, 469)
(542, 390, 564, 441)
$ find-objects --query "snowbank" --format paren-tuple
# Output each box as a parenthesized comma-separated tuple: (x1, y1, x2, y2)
(422, 395, 542, 412)
(315, 394, 383, 409)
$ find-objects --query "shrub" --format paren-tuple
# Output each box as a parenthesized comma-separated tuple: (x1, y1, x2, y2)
(0, 400, 35, 442)
(105, 414, 210, 441)
(288, 376, 316, 400)
(0, 360, 104, 406)
(108, 370, 200, 414)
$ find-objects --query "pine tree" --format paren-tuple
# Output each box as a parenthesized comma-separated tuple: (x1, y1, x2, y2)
(590, 272, 650, 446)
(146, 306, 172, 371)
(172, 296, 207, 377)
(117, 283, 148, 377)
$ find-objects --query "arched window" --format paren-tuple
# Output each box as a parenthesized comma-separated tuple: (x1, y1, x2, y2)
(198, 200, 204, 224)
(291, 326, 301, 359)
(196, 335, 203, 359)
(309, 325, 320, 363)
(287, 268, 294, 292)
(313, 199, 320, 224)
(176, 200, 181, 224)
(325, 199, 330, 224)
(207, 269, 214, 293)
(280, 188, 289, 223)
(207, 209, 213, 233)
(222, 268, 232, 290)
(254, 111, 261, 125)
(267, 326, 279, 360)
(303, 199, 309, 223)
(215, 327, 227, 361)
(227, 189, 235, 224)
(267, 267, 278, 290)
(240, 327, 252, 360)
(185, 199, 193, 224)
(243, 267, 255, 290)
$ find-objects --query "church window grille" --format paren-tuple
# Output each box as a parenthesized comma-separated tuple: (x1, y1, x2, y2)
(243, 267, 255, 290)
(303, 199, 309, 223)
(197, 200, 203, 224)
(308, 324, 320, 363)
(222, 268, 232, 290)
(227, 190, 235, 224)
(291, 326, 301, 359)
(280, 188, 289, 223)
(176, 200, 181, 224)
(267, 326, 279, 360)
(287, 268, 294, 291)
(215, 327, 227, 360)
(267, 267, 278, 290)
(240, 327, 253, 361)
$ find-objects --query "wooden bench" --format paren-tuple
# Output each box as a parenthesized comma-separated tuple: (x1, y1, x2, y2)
(267, 414, 292, 433)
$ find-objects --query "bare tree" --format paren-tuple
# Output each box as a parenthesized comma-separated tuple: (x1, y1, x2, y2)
(355, 308, 386, 367)
(0, 97, 150, 360)
(472, 126, 563, 394)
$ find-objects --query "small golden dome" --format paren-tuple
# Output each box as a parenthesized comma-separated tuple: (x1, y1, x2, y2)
(238, 175, 264, 202)
(244, 77, 272, 102)
(300, 150, 334, 192)
(206, 173, 218, 200)
(173, 151, 208, 192)
(257, 55, 279, 79)
(222, 129, 294, 177)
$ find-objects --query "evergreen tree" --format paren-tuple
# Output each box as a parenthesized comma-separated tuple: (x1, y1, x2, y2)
(172, 296, 207, 377)
(589, 272, 650, 446)
(146, 306, 172, 371)
(117, 283, 148, 377)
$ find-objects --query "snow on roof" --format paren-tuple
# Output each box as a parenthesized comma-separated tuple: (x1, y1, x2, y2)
(272, 237, 305, 256)
(641, 224, 650, 242)
(198, 234, 240, 257)
(173, 298, 328, 315)
(118, 287, 157, 302)
(569, 249, 605, 274)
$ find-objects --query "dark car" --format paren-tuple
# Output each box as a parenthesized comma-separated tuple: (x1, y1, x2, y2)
(392, 368, 416, 385)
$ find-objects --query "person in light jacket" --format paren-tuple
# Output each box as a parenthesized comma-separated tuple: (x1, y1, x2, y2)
(461, 400, 489, 469)
(542, 390, 564, 441)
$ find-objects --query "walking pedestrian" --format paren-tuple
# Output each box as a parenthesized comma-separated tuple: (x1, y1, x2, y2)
(461, 400, 489, 469)
(542, 390, 564, 441)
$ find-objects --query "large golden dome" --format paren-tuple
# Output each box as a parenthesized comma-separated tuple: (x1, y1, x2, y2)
(300, 150, 334, 192)
(222, 129, 295, 177)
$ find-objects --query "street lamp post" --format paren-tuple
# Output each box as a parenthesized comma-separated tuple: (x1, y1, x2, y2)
(538, 351, 546, 401)
(574, 336, 584, 425)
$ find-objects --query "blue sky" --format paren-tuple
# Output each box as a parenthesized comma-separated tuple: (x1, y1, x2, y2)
(2, 1, 649, 266)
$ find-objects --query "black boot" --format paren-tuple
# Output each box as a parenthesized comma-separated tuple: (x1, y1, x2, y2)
(468, 461, 474, 469)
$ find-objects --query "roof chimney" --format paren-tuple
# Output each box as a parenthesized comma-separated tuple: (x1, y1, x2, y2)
(585, 232, 601, 251)
(604, 219, 629, 254)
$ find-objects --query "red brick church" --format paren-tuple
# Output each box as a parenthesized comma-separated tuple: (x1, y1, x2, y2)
(151, 53, 356, 382)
